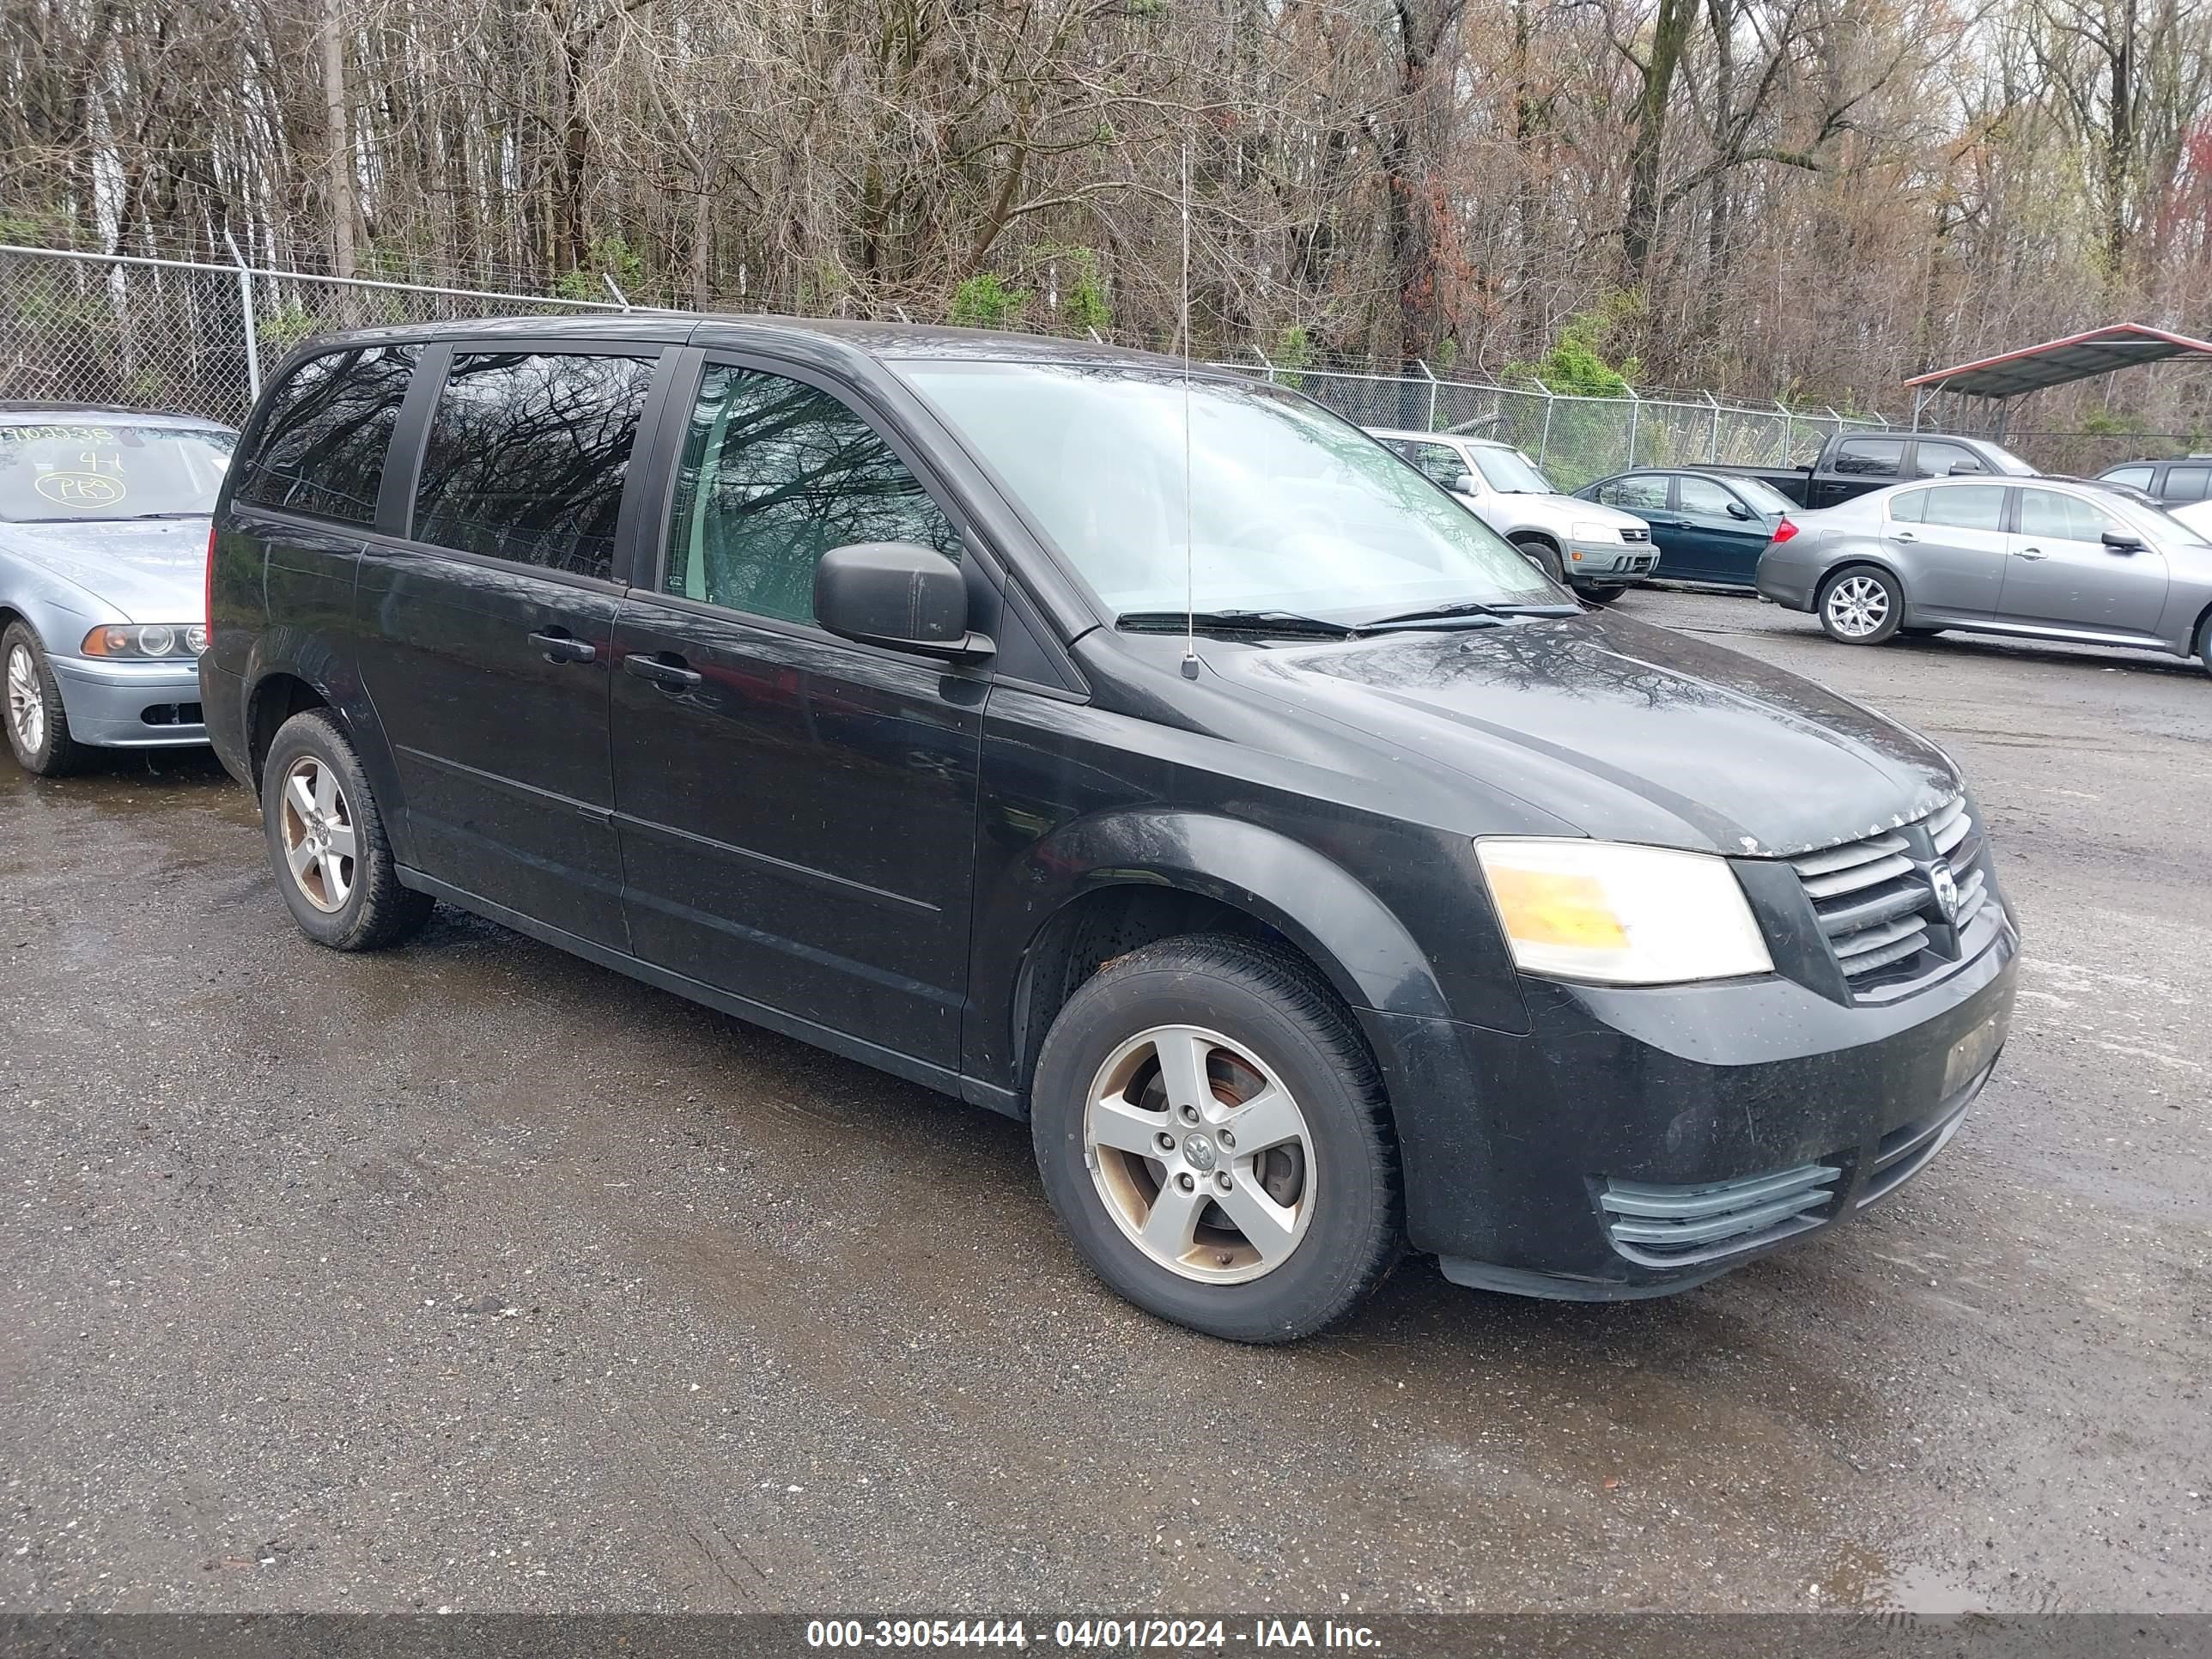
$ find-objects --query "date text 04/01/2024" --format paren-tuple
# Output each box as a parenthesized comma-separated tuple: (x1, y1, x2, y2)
(803, 1620, 1384, 1650)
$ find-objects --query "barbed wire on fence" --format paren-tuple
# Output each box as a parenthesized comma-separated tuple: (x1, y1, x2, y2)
(0, 242, 2181, 482)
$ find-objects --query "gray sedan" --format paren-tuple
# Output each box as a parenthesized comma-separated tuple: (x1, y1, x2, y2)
(2, 405, 237, 774)
(1757, 476, 2212, 673)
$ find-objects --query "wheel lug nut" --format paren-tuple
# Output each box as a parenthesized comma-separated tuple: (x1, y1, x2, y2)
(1155, 1132, 1175, 1152)
(1218, 1130, 1235, 1149)
(1214, 1172, 1231, 1192)
(1176, 1172, 1194, 1192)
(1179, 1104, 1199, 1123)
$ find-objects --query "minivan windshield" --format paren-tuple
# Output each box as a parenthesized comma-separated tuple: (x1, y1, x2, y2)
(1466, 446, 1559, 495)
(897, 362, 1560, 624)
(0, 422, 235, 523)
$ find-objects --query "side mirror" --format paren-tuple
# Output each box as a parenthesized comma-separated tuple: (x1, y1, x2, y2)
(1947, 460, 1984, 476)
(1726, 501, 1755, 520)
(1449, 473, 1480, 496)
(813, 542, 993, 661)
(2100, 530, 2144, 554)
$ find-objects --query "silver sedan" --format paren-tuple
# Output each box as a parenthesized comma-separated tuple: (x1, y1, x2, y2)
(1757, 476, 2212, 674)
(2, 406, 237, 775)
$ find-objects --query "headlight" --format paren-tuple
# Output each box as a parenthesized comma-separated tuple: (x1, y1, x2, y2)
(1571, 522, 1621, 543)
(1474, 838, 1773, 985)
(80, 623, 208, 659)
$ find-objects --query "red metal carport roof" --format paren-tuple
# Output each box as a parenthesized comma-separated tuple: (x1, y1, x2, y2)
(1903, 322, 2212, 399)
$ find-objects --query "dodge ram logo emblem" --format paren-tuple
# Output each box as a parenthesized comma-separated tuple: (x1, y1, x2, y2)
(1929, 863, 1960, 922)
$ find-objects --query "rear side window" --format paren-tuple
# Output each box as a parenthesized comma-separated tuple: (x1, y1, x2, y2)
(1887, 489, 1928, 523)
(411, 350, 657, 580)
(1598, 475, 1670, 510)
(2018, 489, 2124, 543)
(665, 365, 961, 626)
(1833, 438, 1905, 477)
(234, 345, 416, 525)
(2166, 465, 2210, 502)
(1918, 484, 2007, 532)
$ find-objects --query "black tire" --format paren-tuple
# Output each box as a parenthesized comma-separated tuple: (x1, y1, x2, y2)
(259, 708, 432, 951)
(1030, 933, 1401, 1343)
(1510, 534, 1567, 585)
(2197, 614, 2212, 678)
(1901, 626, 1943, 639)
(1576, 583, 1630, 606)
(3, 620, 87, 777)
(1816, 564, 1905, 646)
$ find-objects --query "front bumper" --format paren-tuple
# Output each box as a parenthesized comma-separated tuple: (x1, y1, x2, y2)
(1566, 541, 1659, 581)
(1362, 908, 2019, 1298)
(49, 654, 208, 748)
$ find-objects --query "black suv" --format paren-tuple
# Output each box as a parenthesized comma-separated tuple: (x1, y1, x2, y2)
(2098, 456, 2212, 507)
(202, 317, 2019, 1341)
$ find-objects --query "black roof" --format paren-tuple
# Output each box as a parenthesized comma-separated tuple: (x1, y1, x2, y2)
(302, 311, 1215, 376)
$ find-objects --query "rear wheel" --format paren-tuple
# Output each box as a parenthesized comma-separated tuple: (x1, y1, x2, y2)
(1030, 934, 1401, 1343)
(1818, 566, 1904, 645)
(260, 708, 433, 951)
(1510, 534, 1566, 585)
(3, 622, 85, 777)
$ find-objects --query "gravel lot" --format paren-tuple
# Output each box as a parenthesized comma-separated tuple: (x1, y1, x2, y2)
(2, 586, 2207, 1614)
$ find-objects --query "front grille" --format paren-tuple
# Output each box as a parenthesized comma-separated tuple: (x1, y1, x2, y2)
(1620, 526, 1652, 543)
(1788, 796, 1992, 999)
(1600, 1162, 1842, 1267)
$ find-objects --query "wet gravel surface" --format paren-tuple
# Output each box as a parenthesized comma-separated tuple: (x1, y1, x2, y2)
(1, 587, 2207, 1614)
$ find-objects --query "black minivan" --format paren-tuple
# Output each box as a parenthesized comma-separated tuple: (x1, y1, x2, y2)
(202, 316, 2019, 1341)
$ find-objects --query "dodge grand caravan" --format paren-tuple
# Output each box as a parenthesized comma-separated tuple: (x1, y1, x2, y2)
(202, 317, 2018, 1342)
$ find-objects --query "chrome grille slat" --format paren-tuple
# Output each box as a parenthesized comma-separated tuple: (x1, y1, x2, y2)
(1928, 798, 1971, 856)
(1817, 877, 1930, 937)
(1831, 914, 1928, 960)
(1790, 832, 1909, 880)
(1800, 850, 1915, 900)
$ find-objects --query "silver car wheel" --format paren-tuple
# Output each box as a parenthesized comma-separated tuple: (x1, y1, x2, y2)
(6, 642, 44, 755)
(278, 756, 359, 914)
(1826, 574, 1891, 638)
(1085, 1023, 1316, 1285)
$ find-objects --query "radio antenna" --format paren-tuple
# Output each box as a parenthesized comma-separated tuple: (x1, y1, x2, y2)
(1178, 141, 1199, 680)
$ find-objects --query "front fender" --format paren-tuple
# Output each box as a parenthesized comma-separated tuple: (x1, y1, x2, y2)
(969, 805, 1463, 1092)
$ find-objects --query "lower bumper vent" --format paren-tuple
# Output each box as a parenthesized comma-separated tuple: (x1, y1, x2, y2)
(1601, 1163, 1841, 1267)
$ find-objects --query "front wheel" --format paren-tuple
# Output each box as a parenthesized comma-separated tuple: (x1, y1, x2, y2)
(1030, 935, 1401, 1343)
(2197, 614, 2212, 678)
(3, 622, 86, 777)
(1576, 583, 1630, 606)
(260, 708, 433, 951)
(1510, 535, 1567, 585)
(1818, 566, 1905, 645)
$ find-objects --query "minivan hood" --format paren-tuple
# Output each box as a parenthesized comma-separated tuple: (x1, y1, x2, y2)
(1231, 611, 1957, 856)
(0, 517, 210, 623)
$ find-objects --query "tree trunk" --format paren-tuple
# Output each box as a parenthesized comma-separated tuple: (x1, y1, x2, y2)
(1622, 0, 1697, 284)
(319, 0, 356, 281)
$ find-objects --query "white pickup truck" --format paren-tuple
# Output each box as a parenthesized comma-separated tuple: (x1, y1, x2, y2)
(1370, 428, 1658, 604)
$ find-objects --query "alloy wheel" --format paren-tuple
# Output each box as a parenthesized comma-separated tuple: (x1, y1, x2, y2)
(1826, 574, 1891, 638)
(1084, 1024, 1316, 1285)
(278, 755, 359, 913)
(5, 643, 44, 755)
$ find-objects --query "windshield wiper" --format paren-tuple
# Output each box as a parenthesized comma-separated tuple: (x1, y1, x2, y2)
(1360, 599, 1579, 630)
(129, 510, 209, 520)
(1116, 609, 1357, 639)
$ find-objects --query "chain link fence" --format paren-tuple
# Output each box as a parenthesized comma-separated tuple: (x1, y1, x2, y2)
(1217, 362, 1896, 491)
(0, 243, 635, 428)
(10, 242, 2154, 489)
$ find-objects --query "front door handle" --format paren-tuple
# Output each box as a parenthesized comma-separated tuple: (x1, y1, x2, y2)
(623, 653, 702, 690)
(2012, 548, 2049, 562)
(529, 629, 597, 665)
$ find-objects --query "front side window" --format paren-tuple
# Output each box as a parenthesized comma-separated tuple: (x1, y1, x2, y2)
(897, 361, 1558, 623)
(235, 345, 414, 524)
(2166, 465, 2210, 502)
(1, 422, 234, 522)
(1675, 476, 1740, 516)
(1833, 438, 1905, 477)
(2104, 465, 2154, 489)
(1389, 441, 1467, 490)
(1918, 484, 2008, 532)
(1598, 475, 1670, 511)
(411, 350, 656, 580)
(2018, 489, 2124, 543)
(665, 365, 961, 625)
(1911, 441, 1984, 478)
